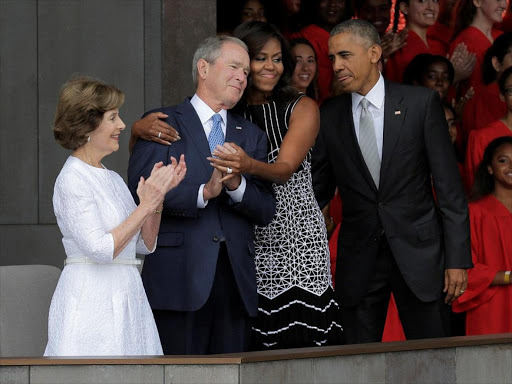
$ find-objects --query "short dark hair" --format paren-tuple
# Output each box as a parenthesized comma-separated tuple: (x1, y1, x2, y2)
(331, 18, 381, 48)
(233, 21, 297, 102)
(53, 76, 124, 151)
(403, 53, 455, 86)
(471, 136, 512, 200)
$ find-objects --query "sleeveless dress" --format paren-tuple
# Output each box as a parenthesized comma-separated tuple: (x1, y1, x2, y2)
(44, 156, 163, 356)
(241, 96, 343, 349)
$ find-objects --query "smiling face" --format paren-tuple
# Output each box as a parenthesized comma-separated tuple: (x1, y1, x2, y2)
(199, 42, 250, 110)
(488, 142, 512, 191)
(328, 31, 382, 95)
(401, 0, 439, 29)
(318, 0, 347, 28)
(88, 109, 125, 156)
(291, 43, 317, 93)
(421, 61, 451, 99)
(359, 0, 392, 35)
(248, 38, 284, 103)
(476, 0, 507, 24)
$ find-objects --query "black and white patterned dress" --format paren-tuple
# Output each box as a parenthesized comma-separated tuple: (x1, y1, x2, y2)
(241, 95, 343, 349)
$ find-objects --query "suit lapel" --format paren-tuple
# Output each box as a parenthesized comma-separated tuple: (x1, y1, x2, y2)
(343, 95, 379, 191)
(175, 99, 212, 174)
(225, 112, 244, 147)
(380, 82, 406, 185)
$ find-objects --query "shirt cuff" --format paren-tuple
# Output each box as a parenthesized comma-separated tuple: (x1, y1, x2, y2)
(225, 175, 246, 203)
(197, 184, 208, 208)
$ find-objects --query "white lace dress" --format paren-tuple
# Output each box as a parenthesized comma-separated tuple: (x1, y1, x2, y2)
(44, 156, 163, 356)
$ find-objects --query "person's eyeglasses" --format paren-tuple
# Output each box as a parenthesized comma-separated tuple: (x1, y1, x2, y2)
(503, 87, 512, 96)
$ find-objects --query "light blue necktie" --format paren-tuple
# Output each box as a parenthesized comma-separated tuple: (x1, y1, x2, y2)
(208, 113, 224, 154)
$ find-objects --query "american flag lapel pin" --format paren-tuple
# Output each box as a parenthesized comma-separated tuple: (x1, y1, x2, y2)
(394, 110, 401, 115)
(236, 126, 243, 130)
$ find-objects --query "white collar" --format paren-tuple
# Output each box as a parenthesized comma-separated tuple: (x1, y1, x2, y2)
(190, 94, 228, 125)
(351, 73, 385, 112)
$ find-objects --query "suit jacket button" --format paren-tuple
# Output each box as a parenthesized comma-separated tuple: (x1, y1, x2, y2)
(213, 236, 219, 242)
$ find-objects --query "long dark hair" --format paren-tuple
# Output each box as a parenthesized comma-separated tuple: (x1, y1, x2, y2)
(451, 0, 477, 42)
(471, 136, 512, 201)
(482, 33, 512, 85)
(289, 37, 319, 100)
(233, 21, 297, 103)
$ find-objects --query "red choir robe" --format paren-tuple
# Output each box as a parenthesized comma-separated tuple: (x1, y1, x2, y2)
(427, 22, 452, 56)
(464, 120, 512, 191)
(385, 29, 446, 83)
(293, 25, 332, 104)
(461, 83, 506, 155)
(449, 27, 503, 96)
(452, 195, 512, 335)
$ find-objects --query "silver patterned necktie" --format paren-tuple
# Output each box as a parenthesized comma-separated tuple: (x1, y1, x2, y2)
(208, 113, 224, 154)
(358, 98, 380, 188)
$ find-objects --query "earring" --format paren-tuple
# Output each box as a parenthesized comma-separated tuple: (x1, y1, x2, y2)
(87, 136, 91, 142)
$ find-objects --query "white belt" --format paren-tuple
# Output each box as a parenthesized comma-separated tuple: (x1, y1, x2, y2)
(64, 257, 141, 266)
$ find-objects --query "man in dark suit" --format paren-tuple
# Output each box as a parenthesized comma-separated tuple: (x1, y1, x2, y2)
(128, 36, 276, 354)
(312, 19, 472, 344)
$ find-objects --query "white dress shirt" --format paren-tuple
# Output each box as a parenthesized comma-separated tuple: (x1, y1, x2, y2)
(190, 94, 246, 208)
(351, 73, 385, 160)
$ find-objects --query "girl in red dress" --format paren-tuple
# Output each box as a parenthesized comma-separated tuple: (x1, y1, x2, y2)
(385, 0, 444, 82)
(465, 64, 512, 191)
(293, 0, 353, 104)
(457, 32, 511, 155)
(450, 0, 506, 96)
(453, 136, 512, 335)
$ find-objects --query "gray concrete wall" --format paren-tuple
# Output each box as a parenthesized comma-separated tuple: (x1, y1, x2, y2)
(2, 343, 512, 383)
(0, 0, 216, 269)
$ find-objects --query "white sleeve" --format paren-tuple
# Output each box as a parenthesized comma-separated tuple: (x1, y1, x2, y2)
(53, 172, 114, 263)
(136, 232, 157, 255)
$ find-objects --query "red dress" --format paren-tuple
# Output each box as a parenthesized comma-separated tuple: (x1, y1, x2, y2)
(461, 83, 506, 153)
(427, 22, 452, 56)
(464, 120, 512, 191)
(452, 195, 512, 335)
(449, 27, 503, 96)
(293, 25, 332, 104)
(385, 29, 446, 83)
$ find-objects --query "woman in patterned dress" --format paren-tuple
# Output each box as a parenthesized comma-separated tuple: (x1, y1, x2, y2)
(209, 21, 343, 350)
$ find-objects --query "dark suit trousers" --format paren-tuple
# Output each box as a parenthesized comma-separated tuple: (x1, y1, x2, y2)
(153, 243, 251, 354)
(341, 237, 450, 344)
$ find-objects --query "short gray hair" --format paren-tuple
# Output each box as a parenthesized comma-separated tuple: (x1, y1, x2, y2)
(331, 19, 381, 48)
(192, 35, 248, 87)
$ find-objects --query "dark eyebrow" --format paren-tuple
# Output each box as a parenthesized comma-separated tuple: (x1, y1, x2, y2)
(337, 50, 352, 56)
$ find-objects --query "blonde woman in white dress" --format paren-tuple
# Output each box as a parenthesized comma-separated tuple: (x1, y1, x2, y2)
(44, 76, 186, 356)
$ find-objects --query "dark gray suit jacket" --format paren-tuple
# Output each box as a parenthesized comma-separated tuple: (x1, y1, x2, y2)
(312, 81, 472, 306)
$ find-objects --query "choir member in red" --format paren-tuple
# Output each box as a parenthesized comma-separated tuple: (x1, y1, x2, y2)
(428, 0, 456, 55)
(450, 0, 506, 96)
(453, 136, 512, 336)
(465, 64, 512, 191)
(403, 53, 453, 100)
(385, 0, 444, 83)
(354, 0, 408, 59)
(290, 38, 319, 101)
(461, 32, 512, 155)
(293, 0, 353, 104)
